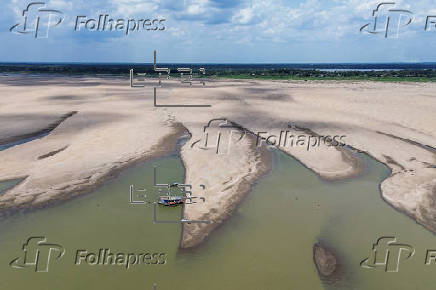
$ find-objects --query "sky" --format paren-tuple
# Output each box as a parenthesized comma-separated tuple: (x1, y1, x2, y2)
(1, 0, 436, 63)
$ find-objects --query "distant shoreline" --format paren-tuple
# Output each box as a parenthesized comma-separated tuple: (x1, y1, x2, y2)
(2, 71, 436, 83)
(217, 75, 436, 82)
(2, 63, 435, 82)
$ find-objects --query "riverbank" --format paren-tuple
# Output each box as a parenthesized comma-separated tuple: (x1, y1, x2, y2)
(0, 75, 434, 248)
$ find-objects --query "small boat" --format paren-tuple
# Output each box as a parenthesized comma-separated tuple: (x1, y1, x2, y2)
(158, 195, 184, 206)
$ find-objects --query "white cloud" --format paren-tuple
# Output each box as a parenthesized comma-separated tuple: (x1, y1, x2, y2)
(3, 0, 436, 62)
(109, 0, 159, 15)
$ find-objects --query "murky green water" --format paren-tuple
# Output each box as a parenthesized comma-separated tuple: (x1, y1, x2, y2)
(0, 179, 21, 194)
(0, 151, 435, 290)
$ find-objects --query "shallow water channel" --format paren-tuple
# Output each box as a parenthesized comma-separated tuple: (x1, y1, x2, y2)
(0, 150, 435, 290)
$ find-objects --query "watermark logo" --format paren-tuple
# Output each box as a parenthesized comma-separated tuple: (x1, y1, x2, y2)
(10, 2, 64, 39)
(8, 237, 166, 272)
(75, 249, 166, 270)
(425, 16, 436, 31)
(360, 237, 415, 272)
(360, 3, 436, 35)
(190, 121, 347, 155)
(255, 128, 346, 151)
(190, 119, 246, 155)
(75, 16, 165, 35)
(10, 2, 165, 39)
(360, 2, 413, 38)
(425, 250, 436, 265)
(9, 237, 65, 272)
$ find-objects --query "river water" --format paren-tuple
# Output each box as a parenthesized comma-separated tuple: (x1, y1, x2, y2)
(0, 151, 435, 290)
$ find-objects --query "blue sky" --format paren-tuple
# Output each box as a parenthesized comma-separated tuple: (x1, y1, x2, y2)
(1, 0, 436, 63)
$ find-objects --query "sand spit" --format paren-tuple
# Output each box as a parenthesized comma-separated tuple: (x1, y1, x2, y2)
(0, 76, 435, 247)
(0, 111, 77, 146)
(180, 125, 272, 248)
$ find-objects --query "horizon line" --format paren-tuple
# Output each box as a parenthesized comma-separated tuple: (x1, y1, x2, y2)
(1, 61, 436, 65)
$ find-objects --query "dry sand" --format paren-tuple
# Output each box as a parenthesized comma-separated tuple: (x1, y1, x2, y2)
(0, 75, 434, 247)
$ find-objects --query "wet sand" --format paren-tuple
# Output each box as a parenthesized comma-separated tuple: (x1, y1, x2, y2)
(0, 75, 434, 247)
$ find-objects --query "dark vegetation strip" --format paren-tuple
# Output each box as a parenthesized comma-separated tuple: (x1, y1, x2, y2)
(218, 74, 436, 82)
(1, 64, 436, 82)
